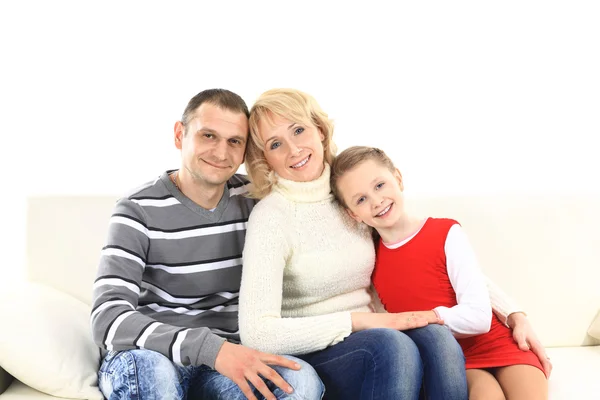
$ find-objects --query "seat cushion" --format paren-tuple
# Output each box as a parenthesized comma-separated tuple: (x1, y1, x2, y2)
(0, 380, 64, 399)
(0, 283, 102, 399)
(546, 346, 600, 399)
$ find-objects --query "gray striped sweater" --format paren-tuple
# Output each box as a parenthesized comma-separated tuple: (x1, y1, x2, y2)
(91, 171, 257, 368)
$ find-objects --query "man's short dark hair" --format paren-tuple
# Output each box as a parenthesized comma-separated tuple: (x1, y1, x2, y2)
(181, 89, 250, 129)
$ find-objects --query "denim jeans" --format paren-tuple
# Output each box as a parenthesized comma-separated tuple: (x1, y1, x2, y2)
(98, 349, 324, 400)
(404, 325, 468, 400)
(298, 326, 467, 400)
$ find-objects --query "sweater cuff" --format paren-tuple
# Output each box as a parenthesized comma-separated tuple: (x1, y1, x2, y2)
(193, 333, 227, 369)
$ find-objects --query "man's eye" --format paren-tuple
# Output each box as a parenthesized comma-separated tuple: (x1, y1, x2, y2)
(270, 142, 281, 150)
(204, 133, 215, 139)
(229, 139, 241, 145)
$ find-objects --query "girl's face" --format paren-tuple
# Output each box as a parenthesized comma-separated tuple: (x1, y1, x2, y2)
(337, 159, 405, 230)
(258, 114, 325, 182)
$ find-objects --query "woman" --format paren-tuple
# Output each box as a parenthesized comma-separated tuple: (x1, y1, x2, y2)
(238, 88, 547, 399)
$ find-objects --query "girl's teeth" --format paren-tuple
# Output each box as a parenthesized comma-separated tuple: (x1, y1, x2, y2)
(377, 205, 391, 216)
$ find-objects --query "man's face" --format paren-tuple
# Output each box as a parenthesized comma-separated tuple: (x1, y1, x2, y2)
(175, 103, 249, 187)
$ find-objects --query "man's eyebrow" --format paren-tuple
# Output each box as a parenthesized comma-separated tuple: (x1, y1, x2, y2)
(195, 127, 217, 134)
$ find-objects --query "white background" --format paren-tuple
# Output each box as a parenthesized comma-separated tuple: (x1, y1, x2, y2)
(1, 1, 598, 285)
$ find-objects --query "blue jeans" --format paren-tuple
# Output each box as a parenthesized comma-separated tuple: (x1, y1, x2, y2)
(98, 349, 324, 400)
(298, 326, 467, 400)
(404, 325, 468, 400)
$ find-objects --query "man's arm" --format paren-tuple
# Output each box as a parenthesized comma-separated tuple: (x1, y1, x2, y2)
(91, 197, 301, 399)
(90, 198, 225, 367)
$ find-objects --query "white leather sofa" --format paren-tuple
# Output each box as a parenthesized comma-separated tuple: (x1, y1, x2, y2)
(0, 195, 598, 399)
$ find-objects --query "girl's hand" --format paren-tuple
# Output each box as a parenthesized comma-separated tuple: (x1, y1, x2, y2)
(351, 311, 443, 332)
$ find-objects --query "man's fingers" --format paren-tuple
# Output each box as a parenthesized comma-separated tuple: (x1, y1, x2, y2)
(259, 365, 294, 395)
(247, 373, 276, 400)
(235, 377, 257, 400)
(260, 354, 301, 370)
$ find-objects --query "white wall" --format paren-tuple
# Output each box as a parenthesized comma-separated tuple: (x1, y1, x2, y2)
(1, 1, 598, 285)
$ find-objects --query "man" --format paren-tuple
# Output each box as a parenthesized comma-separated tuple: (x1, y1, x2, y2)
(91, 89, 324, 400)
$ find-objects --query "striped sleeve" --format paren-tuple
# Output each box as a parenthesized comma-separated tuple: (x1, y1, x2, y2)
(90, 198, 226, 368)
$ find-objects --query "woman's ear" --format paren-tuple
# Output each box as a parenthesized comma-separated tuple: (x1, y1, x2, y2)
(394, 168, 404, 191)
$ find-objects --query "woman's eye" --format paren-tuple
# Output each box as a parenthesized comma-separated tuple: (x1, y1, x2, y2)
(270, 142, 281, 150)
(376, 182, 385, 189)
(294, 127, 304, 135)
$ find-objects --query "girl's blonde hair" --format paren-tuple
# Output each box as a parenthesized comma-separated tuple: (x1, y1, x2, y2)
(245, 88, 337, 199)
(330, 146, 396, 208)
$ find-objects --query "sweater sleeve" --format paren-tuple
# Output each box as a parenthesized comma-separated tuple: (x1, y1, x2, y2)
(486, 276, 525, 327)
(434, 224, 493, 338)
(90, 198, 225, 368)
(239, 200, 352, 355)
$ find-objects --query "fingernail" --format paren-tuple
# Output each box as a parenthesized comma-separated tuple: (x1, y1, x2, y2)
(287, 386, 294, 393)
(294, 363, 301, 369)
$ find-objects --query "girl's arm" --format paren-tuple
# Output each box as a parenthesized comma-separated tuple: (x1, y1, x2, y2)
(435, 224, 493, 338)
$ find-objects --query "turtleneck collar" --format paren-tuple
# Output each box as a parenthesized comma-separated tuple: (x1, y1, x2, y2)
(272, 163, 333, 203)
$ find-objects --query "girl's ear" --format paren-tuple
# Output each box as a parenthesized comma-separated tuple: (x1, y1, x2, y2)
(345, 207, 363, 224)
(394, 168, 404, 191)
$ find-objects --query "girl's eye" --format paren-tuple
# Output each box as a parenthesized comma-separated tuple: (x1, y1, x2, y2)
(270, 141, 281, 150)
(294, 127, 304, 135)
(356, 196, 366, 205)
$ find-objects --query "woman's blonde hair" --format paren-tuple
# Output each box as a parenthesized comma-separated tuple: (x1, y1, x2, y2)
(245, 88, 337, 199)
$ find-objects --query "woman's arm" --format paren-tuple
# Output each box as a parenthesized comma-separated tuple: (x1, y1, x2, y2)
(238, 202, 353, 356)
(485, 276, 525, 326)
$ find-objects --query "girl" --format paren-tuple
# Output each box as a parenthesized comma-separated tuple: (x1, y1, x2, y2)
(330, 146, 548, 400)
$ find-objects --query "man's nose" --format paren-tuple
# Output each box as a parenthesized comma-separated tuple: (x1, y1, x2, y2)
(213, 139, 228, 160)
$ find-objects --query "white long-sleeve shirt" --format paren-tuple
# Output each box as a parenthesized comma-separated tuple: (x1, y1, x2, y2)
(381, 222, 522, 337)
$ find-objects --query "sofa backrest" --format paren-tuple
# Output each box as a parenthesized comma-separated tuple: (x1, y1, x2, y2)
(25, 194, 600, 348)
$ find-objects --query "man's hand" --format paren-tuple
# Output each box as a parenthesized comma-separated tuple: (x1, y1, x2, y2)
(214, 341, 300, 400)
(507, 312, 552, 378)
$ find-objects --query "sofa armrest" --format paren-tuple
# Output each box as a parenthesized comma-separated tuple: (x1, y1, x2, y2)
(0, 365, 14, 395)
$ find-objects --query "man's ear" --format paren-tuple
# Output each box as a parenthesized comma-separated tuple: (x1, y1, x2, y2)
(345, 207, 363, 224)
(174, 121, 185, 150)
(394, 168, 404, 191)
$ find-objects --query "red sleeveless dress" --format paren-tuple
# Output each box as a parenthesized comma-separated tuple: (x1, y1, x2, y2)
(372, 218, 543, 372)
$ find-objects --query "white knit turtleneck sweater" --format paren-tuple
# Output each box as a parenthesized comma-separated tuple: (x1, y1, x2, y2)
(239, 164, 375, 355)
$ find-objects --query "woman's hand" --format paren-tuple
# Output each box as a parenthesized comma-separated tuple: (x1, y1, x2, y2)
(351, 311, 443, 332)
(507, 312, 553, 378)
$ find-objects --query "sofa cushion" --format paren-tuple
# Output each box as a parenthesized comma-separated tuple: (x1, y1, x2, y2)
(546, 346, 600, 399)
(587, 310, 600, 340)
(0, 282, 102, 399)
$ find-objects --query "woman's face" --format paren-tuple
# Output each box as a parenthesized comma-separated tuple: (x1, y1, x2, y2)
(258, 114, 325, 182)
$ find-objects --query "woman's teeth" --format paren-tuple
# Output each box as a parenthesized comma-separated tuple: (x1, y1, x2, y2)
(291, 155, 310, 168)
